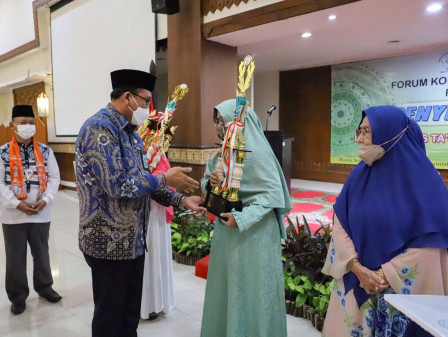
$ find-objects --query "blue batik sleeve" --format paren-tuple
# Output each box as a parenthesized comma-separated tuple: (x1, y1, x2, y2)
(77, 120, 165, 198)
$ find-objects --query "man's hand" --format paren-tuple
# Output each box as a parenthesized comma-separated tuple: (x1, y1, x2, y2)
(219, 212, 238, 228)
(164, 167, 199, 194)
(32, 200, 47, 212)
(16, 201, 39, 215)
(210, 171, 220, 188)
(182, 196, 207, 213)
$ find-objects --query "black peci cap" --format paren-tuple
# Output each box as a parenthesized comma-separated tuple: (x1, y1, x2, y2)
(111, 69, 156, 92)
(12, 105, 34, 118)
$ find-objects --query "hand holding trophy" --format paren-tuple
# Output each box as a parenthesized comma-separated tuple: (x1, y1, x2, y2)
(203, 55, 255, 220)
(137, 84, 201, 194)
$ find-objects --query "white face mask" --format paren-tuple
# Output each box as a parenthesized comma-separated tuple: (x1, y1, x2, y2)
(128, 96, 149, 126)
(14, 124, 36, 140)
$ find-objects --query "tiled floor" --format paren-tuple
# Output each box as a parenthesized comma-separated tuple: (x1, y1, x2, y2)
(0, 187, 328, 336)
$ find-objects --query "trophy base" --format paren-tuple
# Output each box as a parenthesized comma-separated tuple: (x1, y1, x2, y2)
(202, 189, 242, 221)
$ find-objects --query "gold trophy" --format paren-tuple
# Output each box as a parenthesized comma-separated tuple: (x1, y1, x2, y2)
(137, 84, 188, 171)
(203, 55, 254, 219)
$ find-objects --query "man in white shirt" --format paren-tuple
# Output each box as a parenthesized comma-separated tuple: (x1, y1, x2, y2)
(0, 105, 62, 315)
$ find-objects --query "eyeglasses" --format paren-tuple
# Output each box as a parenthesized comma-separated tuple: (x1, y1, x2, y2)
(354, 127, 371, 141)
(133, 94, 151, 108)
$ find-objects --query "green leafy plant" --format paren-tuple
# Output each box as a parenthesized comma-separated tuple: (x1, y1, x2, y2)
(171, 209, 214, 257)
(310, 281, 333, 316)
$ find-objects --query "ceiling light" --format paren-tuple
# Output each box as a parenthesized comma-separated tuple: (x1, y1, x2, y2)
(426, 3, 443, 12)
(301, 32, 312, 38)
(328, 14, 337, 20)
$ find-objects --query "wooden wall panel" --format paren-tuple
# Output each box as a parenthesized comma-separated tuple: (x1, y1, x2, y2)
(12, 81, 47, 144)
(279, 66, 336, 180)
(0, 125, 15, 147)
(168, 0, 202, 147)
(200, 40, 237, 145)
(168, 0, 236, 148)
(54, 152, 76, 182)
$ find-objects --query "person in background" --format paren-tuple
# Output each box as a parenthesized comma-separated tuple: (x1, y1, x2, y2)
(0, 105, 61, 315)
(75, 69, 205, 337)
(322, 105, 448, 337)
(140, 100, 176, 321)
(141, 154, 176, 320)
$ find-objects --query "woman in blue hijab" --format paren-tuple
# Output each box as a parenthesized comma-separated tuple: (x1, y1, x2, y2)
(322, 105, 448, 337)
(200, 99, 292, 337)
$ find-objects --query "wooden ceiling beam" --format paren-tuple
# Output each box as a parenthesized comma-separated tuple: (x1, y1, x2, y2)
(203, 0, 361, 38)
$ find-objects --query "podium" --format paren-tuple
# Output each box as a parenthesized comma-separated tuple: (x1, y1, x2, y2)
(264, 131, 294, 192)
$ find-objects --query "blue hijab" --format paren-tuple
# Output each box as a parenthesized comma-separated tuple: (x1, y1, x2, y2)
(334, 105, 448, 306)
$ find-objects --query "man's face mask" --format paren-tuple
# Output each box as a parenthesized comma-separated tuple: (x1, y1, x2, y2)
(14, 123, 36, 140)
(128, 95, 149, 126)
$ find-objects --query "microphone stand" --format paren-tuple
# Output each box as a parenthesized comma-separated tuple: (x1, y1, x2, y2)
(265, 113, 272, 131)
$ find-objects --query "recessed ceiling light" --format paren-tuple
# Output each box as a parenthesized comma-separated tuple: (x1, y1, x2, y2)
(301, 32, 312, 38)
(328, 14, 337, 20)
(426, 3, 443, 12)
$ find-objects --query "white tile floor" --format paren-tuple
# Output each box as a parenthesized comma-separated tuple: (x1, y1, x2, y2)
(0, 183, 338, 336)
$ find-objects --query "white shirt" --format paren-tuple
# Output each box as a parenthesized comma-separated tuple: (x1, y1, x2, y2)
(0, 142, 60, 224)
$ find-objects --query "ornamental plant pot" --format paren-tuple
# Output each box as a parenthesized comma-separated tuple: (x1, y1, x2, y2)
(295, 305, 303, 317)
(312, 313, 319, 327)
(173, 252, 202, 266)
(315, 316, 325, 332)
(293, 305, 300, 317)
(302, 305, 309, 319)
(285, 300, 291, 315)
(306, 306, 313, 321)
(290, 301, 296, 315)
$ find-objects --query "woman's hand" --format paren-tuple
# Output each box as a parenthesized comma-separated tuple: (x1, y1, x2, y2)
(219, 212, 238, 228)
(210, 171, 220, 188)
(352, 263, 387, 294)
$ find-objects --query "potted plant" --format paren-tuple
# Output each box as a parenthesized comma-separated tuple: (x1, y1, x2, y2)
(281, 215, 333, 328)
(171, 209, 214, 265)
(310, 281, 333, 331)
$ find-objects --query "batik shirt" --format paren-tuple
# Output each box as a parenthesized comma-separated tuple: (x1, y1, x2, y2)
(0, 142, 60, 224)
(76, 104, 183, 260)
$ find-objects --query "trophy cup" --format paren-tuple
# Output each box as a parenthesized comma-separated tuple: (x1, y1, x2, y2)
(203, 55, 255, 219)
(137, 84, 189, 171)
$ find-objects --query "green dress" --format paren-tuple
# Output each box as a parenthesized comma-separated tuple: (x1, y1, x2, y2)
(200, 100, 292, 337)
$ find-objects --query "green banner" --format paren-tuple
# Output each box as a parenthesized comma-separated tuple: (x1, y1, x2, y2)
(331, 49, 448, 169)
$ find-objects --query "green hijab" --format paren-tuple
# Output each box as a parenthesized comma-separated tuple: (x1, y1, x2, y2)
(202, 99, 292, 238)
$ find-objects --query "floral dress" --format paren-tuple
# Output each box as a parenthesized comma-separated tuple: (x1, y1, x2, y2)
(322, 216, 448, 337)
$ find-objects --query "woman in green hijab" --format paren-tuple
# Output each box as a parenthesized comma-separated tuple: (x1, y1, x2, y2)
(200, 99, 292, 337)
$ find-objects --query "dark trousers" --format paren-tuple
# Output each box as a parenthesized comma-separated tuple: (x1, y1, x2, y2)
(2, 222, 53, 303)
(84, 254, 145, 337)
